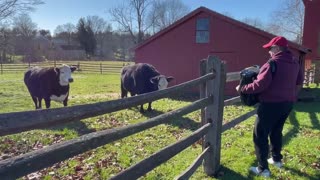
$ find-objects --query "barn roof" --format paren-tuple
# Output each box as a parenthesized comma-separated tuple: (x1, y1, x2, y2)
(135, 6, 308, 53)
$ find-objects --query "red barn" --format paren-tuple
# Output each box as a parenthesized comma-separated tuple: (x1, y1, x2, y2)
(302, 0, 320, 67)
(135, 7, 308, 96)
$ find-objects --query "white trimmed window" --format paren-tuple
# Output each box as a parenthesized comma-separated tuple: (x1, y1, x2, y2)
(196, 18, 210, 43)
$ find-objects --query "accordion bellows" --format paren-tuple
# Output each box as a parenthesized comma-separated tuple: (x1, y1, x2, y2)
(239, 65, 260, 106)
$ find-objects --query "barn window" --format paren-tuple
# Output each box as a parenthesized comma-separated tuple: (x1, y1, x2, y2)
(196, 18, 209, 43)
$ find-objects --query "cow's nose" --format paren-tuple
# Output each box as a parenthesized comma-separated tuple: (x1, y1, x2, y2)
(69, 78, 74, 82)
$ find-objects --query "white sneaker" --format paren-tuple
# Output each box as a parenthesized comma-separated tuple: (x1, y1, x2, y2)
(249, 167, 271, 177)
(268, 158, 283, 168)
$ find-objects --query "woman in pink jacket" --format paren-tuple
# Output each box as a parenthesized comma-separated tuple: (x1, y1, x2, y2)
(237, 36, 303, 177)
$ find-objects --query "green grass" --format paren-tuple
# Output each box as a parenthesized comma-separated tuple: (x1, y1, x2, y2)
(0, 71, 319, 180)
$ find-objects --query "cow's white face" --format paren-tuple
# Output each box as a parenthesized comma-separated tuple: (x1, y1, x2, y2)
(150, 75, 174, 90)
(158, 76, 169, 90)
(58, 64, 75, 86)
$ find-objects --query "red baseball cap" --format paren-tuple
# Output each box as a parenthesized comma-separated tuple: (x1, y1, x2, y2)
(262, 36, 288, 48)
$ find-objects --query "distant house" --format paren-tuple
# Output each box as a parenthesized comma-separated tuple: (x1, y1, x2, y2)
(30, 35, 52, 61)
(48, 39, 86, 60)
(134, 6, 309, 96)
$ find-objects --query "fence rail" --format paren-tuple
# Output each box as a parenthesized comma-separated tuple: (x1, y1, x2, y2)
(0, 98, 211, 179)
(304, 66, 315, 86)
(175, 146, 211, 180)
(0, 56, 259, 179)
(0, 61, 130, 74)
(110, 123, 212, 180)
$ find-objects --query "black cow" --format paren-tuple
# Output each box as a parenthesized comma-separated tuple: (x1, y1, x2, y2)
(24, 64, 77, 109)
(121, 63, 173, 112)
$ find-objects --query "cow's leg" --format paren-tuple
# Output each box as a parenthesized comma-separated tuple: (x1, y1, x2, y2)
(140, 104, 145, 113)
(38, 98, 42, 109)
(44, 98, 51, 109)
(63, 96, 68, 107)
(121, 82, 127, 98)
(147, 102, 152, 111)
(32, 96, 38, 109)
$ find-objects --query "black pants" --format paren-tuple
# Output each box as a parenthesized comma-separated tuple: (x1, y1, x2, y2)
(253, 102, 293, 170)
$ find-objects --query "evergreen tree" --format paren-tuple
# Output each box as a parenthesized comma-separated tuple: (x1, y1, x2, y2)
(77, 18, 96, 56)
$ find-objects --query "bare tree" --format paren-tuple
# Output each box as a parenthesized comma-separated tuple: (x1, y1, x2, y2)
(54, 23, 76, 45)
(221, 11, 234, 19)
(86, 16, 109, 34)
(113, 32, 134, 61)
(12, 13, 37, 60)
(0, 0, 43, 22)
(148, 0, 189, 32)
(109, 0, 153, 44)
(102, 31, 116, 59)
(0, 25, 14, 62)
(85, 16, 113, 57)
(12, 13, 37, 38)
(242, 17, 265, 29)
(268, 0, 304, 44)
(264, 23, 284, 37)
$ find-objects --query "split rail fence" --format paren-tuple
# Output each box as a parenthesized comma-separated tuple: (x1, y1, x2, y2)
(0, 56, 257, 179)
(304, 66, 316, 86)
(0, 61, 129, 74)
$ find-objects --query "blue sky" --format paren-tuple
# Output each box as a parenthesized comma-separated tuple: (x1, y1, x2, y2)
(30, 0, 281, 34)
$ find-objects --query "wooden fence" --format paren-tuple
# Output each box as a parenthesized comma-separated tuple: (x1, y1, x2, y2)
(0, 56, 254, 179)
(304, 66, 316, 86)
(0, 61, 130, 74)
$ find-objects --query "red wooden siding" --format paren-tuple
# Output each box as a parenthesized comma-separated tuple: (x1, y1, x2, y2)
(303, 0, 320, 61)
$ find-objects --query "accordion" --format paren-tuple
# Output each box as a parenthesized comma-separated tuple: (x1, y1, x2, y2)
(239, 65, 260, 106)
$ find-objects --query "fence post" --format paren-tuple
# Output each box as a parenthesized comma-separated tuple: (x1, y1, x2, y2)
(202, 55, 226, 176)
(305, 69, 310, 86)
(77, 62, 80, 71)
(100, 63, 102, 74)
(0, 61, 2, 74)
(312, 66, 315, 83)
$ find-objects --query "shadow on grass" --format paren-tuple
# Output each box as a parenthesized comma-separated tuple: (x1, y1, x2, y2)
(282, 110, 300, 146)
(296, 101, 320, 130)
(309, 112, 320, 129)
(282, 166, 319, 180)
(167, 93, 238, 103)
(291, 101, 320, 130)
(295, 88, 320, 129)
(48, 120, 95, 136)
(247, 160, 319, 179)
(217, 165, 249, 180)
(141, 109, 200, 131)
(167, 92, 200, 102)
(301, 87, 320, 98)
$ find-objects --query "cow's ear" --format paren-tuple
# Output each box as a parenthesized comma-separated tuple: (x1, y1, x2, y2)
(70, 66, 77, 72)
(150, 76, 159, 84)
(166, 76, 174, 82)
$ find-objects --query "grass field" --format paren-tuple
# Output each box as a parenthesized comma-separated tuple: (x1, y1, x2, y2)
(0, 71, 319, 180)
